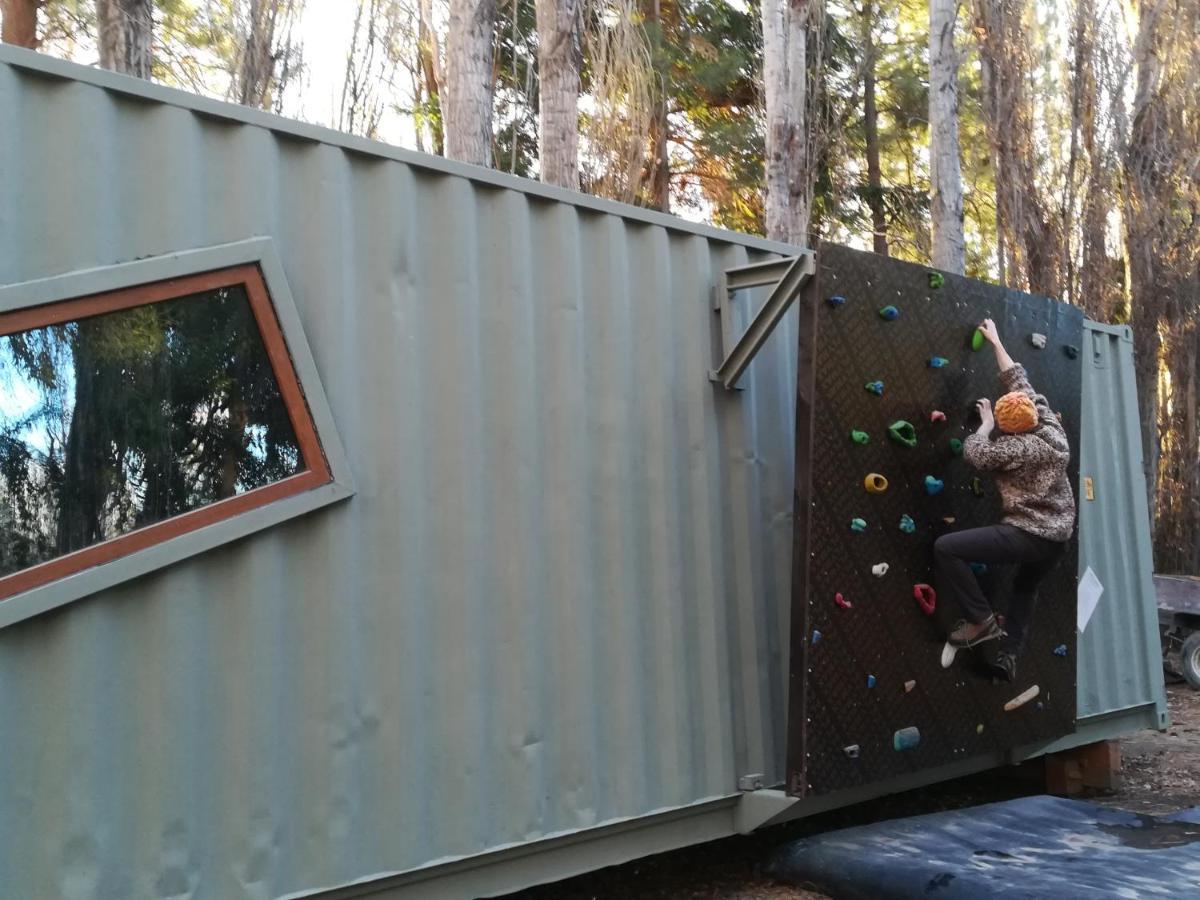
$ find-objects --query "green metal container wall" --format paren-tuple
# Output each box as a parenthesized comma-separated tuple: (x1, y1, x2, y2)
(0, 46, 1165, 900)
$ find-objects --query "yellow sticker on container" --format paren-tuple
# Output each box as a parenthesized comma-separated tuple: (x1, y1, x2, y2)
(1084, 476, 1095, 501)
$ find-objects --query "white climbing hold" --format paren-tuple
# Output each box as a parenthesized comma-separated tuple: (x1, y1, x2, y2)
(904, 680, 916, 693)
(1030, 332, 1047, 349)
(872, 562, 889, 577)
(1004, 684, 1040, 712)
(940, 642, 958, 669)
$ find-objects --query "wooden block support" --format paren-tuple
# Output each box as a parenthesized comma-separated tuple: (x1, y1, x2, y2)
(1044, 740, 1122, 796)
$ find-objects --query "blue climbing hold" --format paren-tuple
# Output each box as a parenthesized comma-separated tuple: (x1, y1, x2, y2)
(928, 356, 950, 368)
(899, 514, 916, 534)
(1053, 644, 1068, 657)
(865, 380, 884, 396)
(811, 630, 822, 645)
(969, 562, 988, 575)
(878, 305, 900, 320)
(924, 475, 945, 495)
(826, 294, 846, 307)
(867, 674, 877, 689)
(850, 517, 868, 533)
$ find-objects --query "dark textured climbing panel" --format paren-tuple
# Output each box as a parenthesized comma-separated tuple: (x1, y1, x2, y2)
(787, 242, 1082, 799)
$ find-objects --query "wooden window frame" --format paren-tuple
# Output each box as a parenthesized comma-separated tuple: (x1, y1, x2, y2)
(0, 240, 353, 628)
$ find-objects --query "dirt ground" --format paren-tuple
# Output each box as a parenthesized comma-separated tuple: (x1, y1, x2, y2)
(500, 683, 1200, 900)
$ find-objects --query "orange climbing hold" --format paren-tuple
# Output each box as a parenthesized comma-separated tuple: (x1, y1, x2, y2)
(864, 473, 889, 493)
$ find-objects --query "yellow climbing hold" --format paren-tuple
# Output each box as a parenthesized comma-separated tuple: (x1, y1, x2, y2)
(864, 473, 889, 494)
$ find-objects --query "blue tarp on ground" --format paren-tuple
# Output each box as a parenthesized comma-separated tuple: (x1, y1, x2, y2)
(768, 795, 1200, 898)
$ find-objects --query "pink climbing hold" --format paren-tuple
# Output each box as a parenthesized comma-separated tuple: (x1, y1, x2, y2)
(835, 592, 852, 610)
(913, 583, 936, 616)
(930, 410, 946, 423)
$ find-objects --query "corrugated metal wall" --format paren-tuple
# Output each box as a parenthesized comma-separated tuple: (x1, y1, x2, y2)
(1075, 322, 1167, 721)
(0, 49, 1165, 900)
(0, 55, 799, 899)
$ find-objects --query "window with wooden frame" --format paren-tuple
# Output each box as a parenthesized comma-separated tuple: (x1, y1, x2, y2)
(0, 242, 351, 624)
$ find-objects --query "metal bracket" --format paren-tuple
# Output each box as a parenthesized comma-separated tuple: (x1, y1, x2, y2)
(733, 788, 802, 834)
(709, 250, 816, 391)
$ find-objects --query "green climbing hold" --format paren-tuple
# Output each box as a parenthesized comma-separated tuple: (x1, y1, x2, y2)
(850, 517, 867, 533)
(928, 272, 945, 289)
(949, 438, 963, 455)
(971, 476, 984, 496)
(887, 420, 917, 448)
(850, 430, 870, 445)
(971, 328, 986, 351)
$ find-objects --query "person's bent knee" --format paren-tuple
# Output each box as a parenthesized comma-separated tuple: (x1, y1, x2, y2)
(934, 534, 959, 558)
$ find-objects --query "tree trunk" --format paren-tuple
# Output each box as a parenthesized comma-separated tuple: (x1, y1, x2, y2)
(535, 0, 580, 189)
(1, 0, 38, 47)
(418, 0, 444, 155)
(445, 0, 496, 166)
(761, 0, 810, 245)
(928, 0, 964, 273)
(236, 0, 279, 108)
(861, 0, 887, 255)
(96, 0, 153, 78)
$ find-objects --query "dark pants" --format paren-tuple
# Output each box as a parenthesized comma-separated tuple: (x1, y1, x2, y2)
(933, 524, 1066, 653)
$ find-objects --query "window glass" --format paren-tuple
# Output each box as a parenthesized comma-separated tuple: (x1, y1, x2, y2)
(0, 284, 303, 578)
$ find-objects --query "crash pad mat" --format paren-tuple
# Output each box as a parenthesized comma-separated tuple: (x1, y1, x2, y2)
(767, 794, 1200, 898)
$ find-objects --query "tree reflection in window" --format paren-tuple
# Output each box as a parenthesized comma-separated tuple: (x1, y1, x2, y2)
(0, 284, 303, 578)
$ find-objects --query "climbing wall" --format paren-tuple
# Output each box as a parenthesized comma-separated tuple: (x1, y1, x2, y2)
(787, 242, 1083, 799)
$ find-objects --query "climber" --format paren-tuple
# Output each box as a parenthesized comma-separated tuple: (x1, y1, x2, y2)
(934, 318, 1076, 681)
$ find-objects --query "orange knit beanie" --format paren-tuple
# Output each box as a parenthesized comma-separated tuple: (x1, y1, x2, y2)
(995, 391, 1038, 433)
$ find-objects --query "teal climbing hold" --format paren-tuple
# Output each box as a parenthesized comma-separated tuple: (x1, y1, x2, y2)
(928, 272, 945, 289)
(893, 726, 921, 751)
(949, 438, 964, 455)
(928, 356, 950, 368)
(850, 517, 867, 533)
(899, 514, 916, 533)
(888, 420, 917, 448)
(878, 305, 900, 320)
(850, 429, 870, 444)
(971, 328, 986, 351)
(865, 380, 884, 395)
(969, 562, 988, 575)
(925, 475, 945, 495)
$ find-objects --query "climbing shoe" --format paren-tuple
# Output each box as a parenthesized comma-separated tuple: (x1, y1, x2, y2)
(990, 649, 1018, 683)
(948, 615, 1002, 648)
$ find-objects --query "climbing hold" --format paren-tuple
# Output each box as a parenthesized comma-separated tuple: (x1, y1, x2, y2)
(871, 563, 889, 577)
(969, 562, 988, 575)
(1030, 332, 1047, 349)
(976, 724, 985, 735)
(1004, 684, 1040, 712)
(899, 514, 916, 534)
(867, 674, 877, 689)
(835, 592, 852, 610)
(865, 380, 884, 396)
(826, 294, 846, 307)
(943, 516, 956, 525)
(888, 420, 918, 448)
(925, 475, 945, 495)
(928, 356, 950, 369)
(930, 410, 947, 423)
(864, 473, 889, 493)
(941, 642, 958, 668)
(850, 517, 867, 533)
(878, 305, 900, 320)
(1053, 644, 1068, 657)
(971, 476, 984, 496)
(949, 438, 963, 455)
(1036, 701, 1045, 711)
(893, 726, 921, 751)
(850, 429, 870, 444)
(843, 744, 861, 759)
(913, 583, 936, 615)
(811, 630, 822, 645)
(1064, 344, 1080, 360)
(904, 680, 916, 693)
(971, 328, 986, 351)
(928, 272, 945, 289)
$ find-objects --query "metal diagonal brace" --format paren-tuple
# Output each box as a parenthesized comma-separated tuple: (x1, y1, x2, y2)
(709, 250, 816, 390)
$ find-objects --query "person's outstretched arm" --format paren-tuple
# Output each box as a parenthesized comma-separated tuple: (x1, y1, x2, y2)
(976, 317, 1068, 450)
(979, 318, 1015, 372)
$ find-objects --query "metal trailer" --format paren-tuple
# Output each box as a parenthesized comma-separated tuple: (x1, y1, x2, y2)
(0, 46, 1167, 900)
(1156, 574, 1200, 688)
